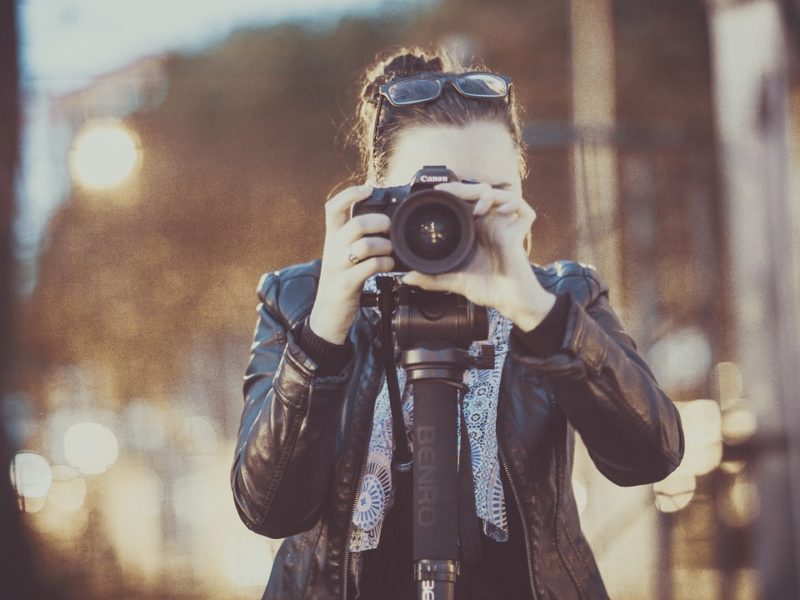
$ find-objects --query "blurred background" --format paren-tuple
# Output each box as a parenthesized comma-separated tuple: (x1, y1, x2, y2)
(1, 0, 799, 598)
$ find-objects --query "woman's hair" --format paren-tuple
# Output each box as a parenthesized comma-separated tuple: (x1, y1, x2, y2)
(355, 47, 528, 181)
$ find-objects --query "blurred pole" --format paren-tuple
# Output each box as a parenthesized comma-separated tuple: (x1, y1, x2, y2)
(707, 1, 800, 598)
(569, 4, 665, 599)
(569, 0, 622, 295)
(0, 0, 39, 598)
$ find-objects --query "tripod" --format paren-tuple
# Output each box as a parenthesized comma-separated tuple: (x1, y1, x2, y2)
(364, 276, 495, 600)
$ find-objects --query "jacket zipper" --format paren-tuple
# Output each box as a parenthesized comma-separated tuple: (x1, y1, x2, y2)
(499, 445, 539, 600)
(341, 370, 384, 600)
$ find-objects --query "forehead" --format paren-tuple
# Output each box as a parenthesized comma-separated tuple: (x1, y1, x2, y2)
(383, 121, 521, 188)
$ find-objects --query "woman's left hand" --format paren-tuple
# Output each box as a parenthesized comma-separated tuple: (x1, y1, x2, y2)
(400, 181, 557, 331)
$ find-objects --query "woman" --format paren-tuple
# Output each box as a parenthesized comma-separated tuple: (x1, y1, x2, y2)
(231, 48, 684, 600)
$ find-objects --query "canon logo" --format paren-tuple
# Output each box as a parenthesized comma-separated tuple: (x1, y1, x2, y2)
(420, 175, 449, 183)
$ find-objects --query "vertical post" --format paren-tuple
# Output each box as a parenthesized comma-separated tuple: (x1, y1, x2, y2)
(569, 0, 622, 294)
(0, 1, 39, 598)
(707, 0, 800, 597)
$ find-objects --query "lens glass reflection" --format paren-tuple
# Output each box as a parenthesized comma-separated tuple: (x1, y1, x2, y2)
(404, 203, 461, 260)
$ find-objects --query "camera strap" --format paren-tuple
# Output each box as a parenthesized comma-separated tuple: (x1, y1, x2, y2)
(376, 276, 413, 472)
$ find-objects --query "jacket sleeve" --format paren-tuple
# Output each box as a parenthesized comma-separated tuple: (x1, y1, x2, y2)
(509, 266, 685, 486)
(230, 271, 354, 538)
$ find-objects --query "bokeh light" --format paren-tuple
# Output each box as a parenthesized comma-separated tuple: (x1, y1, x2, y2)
(64, 422, 119, 475)
(647, 327, 713, 392)
(222, 534, 273, 589)
(653, 466, 697, 513)
(179, 416, 220, 455)
(572, 477, 588, 515)
(677, 399, 723, 476)
(9, 451, 52, 512)
(47, 465, 87, 513)
(101, 462, 165, 580)
(713, 361, 743, 408)
(722, 407, 757, 445)
(125, 401, 168, 453)
(69, 121, 141, 189)
(718, 473, 760, 528)
(31, 465, 90, 542)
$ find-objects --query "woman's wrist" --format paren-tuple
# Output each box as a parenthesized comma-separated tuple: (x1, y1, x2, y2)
(496, 259, 557, 332)
(308, 305, 352, 345)
(504, 288, 557, 332)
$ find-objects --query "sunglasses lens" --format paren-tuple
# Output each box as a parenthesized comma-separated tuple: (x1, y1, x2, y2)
(456, 74, 508, 97)
(386, 79, 442, 105)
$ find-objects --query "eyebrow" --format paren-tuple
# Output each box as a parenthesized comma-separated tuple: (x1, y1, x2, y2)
(491, 182, 512, 189)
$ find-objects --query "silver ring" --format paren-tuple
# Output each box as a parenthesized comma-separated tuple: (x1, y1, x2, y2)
(347, 245, 361, 265)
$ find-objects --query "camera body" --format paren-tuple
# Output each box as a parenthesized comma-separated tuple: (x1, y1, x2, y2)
(351, 165, 476, 274)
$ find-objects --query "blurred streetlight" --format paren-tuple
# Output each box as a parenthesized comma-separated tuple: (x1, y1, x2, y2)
(68, 120, 141, 189)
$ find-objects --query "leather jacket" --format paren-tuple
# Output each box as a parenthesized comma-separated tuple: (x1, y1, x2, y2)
(231, 258, 685, 599)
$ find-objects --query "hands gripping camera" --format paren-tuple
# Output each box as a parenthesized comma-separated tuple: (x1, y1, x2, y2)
(308, 165, 555, 346)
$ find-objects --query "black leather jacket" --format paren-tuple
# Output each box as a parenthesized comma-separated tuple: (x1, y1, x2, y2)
(231, 258, 684, 599)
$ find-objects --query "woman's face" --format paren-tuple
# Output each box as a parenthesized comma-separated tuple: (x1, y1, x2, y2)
(382, 120, 522, 193)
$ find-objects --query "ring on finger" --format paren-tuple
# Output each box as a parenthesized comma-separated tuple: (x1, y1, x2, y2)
(347, 244, 361, 265)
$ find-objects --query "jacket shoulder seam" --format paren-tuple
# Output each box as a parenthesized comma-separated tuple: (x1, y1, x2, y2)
(257, 260, 321, 329)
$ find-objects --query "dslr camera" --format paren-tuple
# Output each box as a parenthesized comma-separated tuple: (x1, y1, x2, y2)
(350, 165, 477, 274)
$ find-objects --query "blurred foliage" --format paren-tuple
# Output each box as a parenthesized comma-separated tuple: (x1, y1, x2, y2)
(19, 0, 715, 401)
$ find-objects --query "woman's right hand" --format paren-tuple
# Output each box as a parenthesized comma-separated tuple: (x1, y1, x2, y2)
(308, 181, 395, 345)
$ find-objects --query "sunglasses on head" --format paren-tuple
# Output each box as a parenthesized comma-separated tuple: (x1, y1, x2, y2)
(377, 71, 513, 106)
(371, 71, 513, 159)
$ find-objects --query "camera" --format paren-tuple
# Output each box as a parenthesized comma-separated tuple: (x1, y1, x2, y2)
(350, 165, 477, 274)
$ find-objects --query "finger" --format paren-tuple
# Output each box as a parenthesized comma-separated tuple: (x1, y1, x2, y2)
(495, 201, 520, 214)
(347, 236, 393, 263)
(494, 200, 534, 218)
(347, 255, 396, 282)
(400, 270, 456, 293)
(434, 181, 492, 200)
(325, 180, 376, 231)
(473, 189, 508, 216)
(338, 213, 391, 245)
(518, 202, 537, 222)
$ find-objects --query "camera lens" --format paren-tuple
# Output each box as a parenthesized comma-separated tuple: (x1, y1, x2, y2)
(391, 190, 476, 274)
(404, 204, 461, 260)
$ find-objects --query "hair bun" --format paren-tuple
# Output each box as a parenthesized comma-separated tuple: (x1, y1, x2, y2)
(381, 52, 444, 80)
(363, 48, 448, 101)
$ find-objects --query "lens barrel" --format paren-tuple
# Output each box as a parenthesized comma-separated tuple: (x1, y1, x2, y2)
(391, 190, 476, 274)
